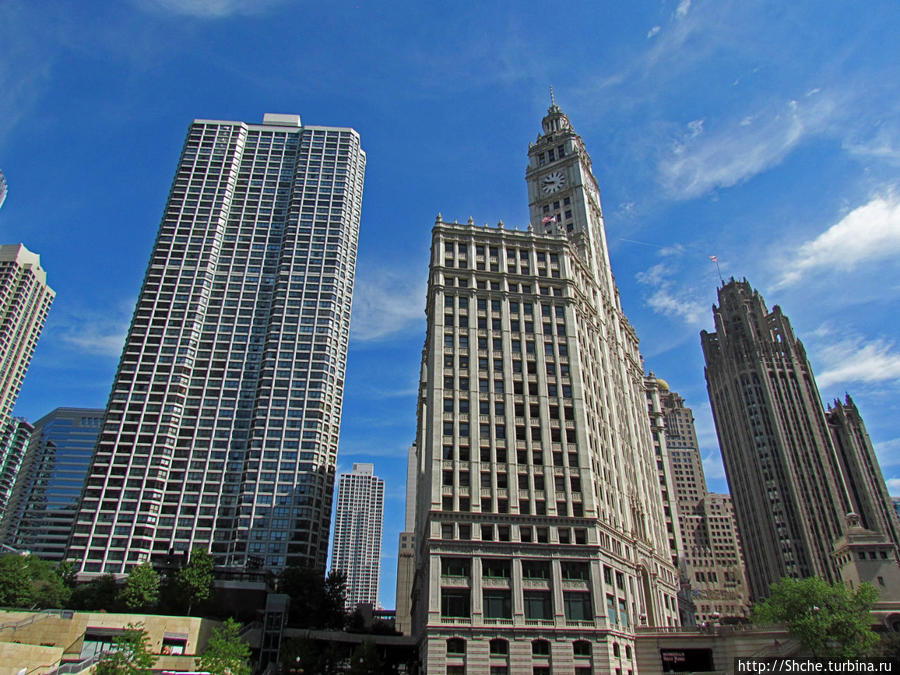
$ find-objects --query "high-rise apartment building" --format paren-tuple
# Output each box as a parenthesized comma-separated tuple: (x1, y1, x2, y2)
(1, 408, 103, 560)
(645, 377, 750, 624)
(68, 113, 365, 575)
(0, 245, 55, 421)
(0, 244, 54, 525)
(701, 279, 900, 601)
(0, 417, 33, 523)
(330, 462, 384, 610)
(411, 103, 679, 674)
(0, 170, 7, 211)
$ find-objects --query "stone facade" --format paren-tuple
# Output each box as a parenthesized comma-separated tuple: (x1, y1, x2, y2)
(411, 103, 679, 674)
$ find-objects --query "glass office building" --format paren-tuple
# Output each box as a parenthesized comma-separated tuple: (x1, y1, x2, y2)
(1, 408, 103, 560)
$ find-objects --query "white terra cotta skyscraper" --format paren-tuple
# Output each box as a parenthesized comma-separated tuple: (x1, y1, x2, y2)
(68, 113, 365, 576)
(330, 462, 385, 610)
(411, 102, 679, 675)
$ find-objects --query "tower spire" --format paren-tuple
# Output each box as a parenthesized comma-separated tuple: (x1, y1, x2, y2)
(549, 84, 556, 107)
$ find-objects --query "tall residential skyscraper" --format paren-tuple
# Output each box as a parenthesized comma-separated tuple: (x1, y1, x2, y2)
(701, 279, 900, 601)
(411, 103, 679, 674)
(0, 417, 33, 523)
(0, 245, 55, 421)
(0, 170, 7, 211)
(330, 462, 385, 610)
(1, 408, 103, 560)
(68, 113, 365, 575)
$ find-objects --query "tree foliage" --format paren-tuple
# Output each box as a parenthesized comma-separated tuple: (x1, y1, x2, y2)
(752, 577, 879, 657)
(279, 566, 347, 629)
(0, 554, 70, 608)
(196, 618, 251, 675)
(348, 640, 384, 675)
(94, 623, 157, 675)
(119, 563, 159, 612)
(178, 548, 215, 615)
(71, 573, 121, 611)
(281, 637, 343, 675)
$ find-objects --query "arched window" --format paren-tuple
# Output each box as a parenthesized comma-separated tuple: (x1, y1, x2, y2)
(573, 640, 592, 657)
(532, 639, 551, 656)
(489, 638, 509, 655)
(447, 637, 466, 654)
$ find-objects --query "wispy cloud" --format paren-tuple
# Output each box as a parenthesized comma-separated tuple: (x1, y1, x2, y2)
(0, 3, 54, 150)
(351, 267, 426, 342)
(874, 438, 900, 468)
(636, 261, 707, 325)
(133, 0, 286, 17)
(647, 26, 661, 39)
(774, 190, 900, 289)
(675, 0, 692, 19)
(55, 312, 129, 357)
(815, 336, 900, 388)
(659, 94, 839, 200)
(702, 451, 726, 481)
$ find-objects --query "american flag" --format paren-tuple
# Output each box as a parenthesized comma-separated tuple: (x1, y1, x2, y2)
(709, 255, 718, 263)
(541, 215, 557, 225)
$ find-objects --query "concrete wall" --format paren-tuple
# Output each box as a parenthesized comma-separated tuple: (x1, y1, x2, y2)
(0, 610, 219, 673)
(634, 626, 800, 675)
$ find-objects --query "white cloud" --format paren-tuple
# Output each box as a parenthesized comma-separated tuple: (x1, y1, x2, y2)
(134, 0, 285, 18)
(659, 94, 839, 199)
(702, 451, 726, 480)
(676, 0, 692, 19)
(886, 477, 900, 494)
(815, 337, 900, 388)
(659, 244, 685, 257)
(636, 262, 708, 325)
(58, 317, 129, 357)
(874, 438, 900, 468)
(350, 267, 426, 342)
(647, 26, 661, 38)
(775, 191, 900, 288)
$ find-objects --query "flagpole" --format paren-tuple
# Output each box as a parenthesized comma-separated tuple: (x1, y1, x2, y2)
(710, 256, 723, 283)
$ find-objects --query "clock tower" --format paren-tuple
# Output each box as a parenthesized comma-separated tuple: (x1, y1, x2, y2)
(410, 98, 681, 674)
(525, 101, 617, 305)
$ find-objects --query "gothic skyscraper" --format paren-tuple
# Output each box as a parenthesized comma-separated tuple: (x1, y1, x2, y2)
(701, 279, 900, 601)
(68, 113, 365, 575)
(411, 102, 679, 673)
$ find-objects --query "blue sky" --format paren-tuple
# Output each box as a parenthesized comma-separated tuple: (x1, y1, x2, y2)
(2, 0, 899, 609)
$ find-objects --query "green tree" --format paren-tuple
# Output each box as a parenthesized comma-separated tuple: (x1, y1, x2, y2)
(71, 574, 121, 611)
(196, 618, 251, 675)
(178, 548, 215, 615)
(752, 577, 879, 658)
(119, 563, 159, 612)
(56, 560, 78, 590)
(280, 637, 343, 675)
(279, 566, 347, 629)
(94, 623, 157, 675)
(0, 554, 70, 608)
(348, 640, 384, 675)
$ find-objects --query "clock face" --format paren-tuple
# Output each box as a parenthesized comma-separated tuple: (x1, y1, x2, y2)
(541, 170, 566, 194)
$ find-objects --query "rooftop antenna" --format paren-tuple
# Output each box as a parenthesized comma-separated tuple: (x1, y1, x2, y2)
(709, 255, 724, 284)
(550, 85, 556, 107)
